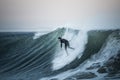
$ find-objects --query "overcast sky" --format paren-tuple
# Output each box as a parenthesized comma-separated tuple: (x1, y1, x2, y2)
(0, 0, 120, 31)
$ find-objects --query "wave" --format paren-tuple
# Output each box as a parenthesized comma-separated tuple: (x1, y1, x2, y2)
(41, 29, 120, 80)
(0, 28, 120, 80)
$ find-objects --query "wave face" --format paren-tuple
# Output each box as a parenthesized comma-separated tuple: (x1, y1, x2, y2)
(0, 28, 65, 80)
(0, 28, 120, 80)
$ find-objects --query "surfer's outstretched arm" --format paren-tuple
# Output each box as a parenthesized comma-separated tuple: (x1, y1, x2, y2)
(61, 43, 62, 48)
(65, 45, 69, 55)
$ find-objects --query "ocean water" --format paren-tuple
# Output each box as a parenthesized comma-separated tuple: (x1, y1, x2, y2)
(0, 28, 120, 80)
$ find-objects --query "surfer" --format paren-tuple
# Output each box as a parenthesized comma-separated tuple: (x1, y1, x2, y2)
(58, 37, 74, 55)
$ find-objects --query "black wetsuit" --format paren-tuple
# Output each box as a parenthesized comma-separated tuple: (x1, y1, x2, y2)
(59, 39, 70, 50)
(58, 37, 74, 55)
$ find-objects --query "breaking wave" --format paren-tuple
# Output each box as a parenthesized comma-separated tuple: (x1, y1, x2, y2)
(0, 28, 120, 80)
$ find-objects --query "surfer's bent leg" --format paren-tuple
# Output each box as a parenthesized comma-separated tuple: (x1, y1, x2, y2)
(67, 42, 74, 50)
(68, 46, 74, 50)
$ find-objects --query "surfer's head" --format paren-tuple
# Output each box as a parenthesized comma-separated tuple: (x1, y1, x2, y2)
(58, 37, 62, 40)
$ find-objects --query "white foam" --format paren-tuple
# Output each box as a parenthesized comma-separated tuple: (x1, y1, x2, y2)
(78, 33, 120, 69)
(33, 32, 50, 39)
(52, 29, 88, 70)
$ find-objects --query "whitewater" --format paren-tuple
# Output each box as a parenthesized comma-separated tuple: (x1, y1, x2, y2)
(52, 28, 88, 70)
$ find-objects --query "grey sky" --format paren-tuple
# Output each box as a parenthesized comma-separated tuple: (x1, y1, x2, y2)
(0, 0, 120, 31)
